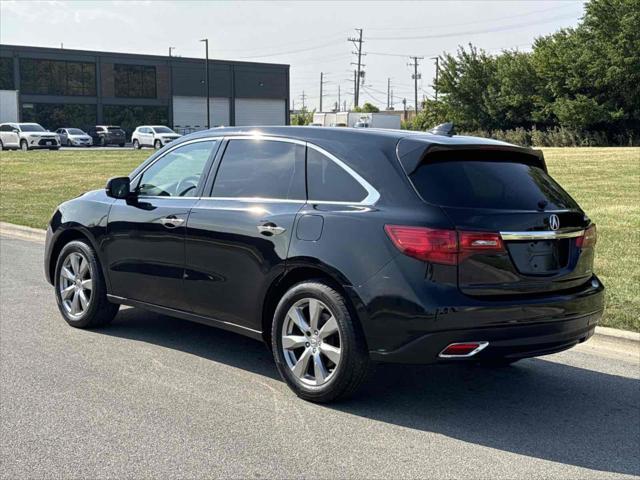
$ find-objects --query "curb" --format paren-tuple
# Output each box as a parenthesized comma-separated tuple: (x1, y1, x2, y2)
(594, 326, 640, 347)
(0, 222, 46, 243)
(0, 221, 638, 345)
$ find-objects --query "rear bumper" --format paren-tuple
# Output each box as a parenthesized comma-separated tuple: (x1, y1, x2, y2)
(370, 310, 601, 364)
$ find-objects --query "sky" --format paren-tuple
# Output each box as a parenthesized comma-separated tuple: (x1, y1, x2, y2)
(0, 0, 586, 111)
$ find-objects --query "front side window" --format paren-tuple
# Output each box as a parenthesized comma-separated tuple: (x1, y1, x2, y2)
(211, 139, 305, 200)
(307, 148, 367, 203)
(136, 141, 217, 197)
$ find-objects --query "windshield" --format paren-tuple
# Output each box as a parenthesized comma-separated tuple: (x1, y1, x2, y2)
(153, 126, 174, 134)
(409, 160, 579, 210)
(67, 128, 85, 135)
(19, 124, 45, 132)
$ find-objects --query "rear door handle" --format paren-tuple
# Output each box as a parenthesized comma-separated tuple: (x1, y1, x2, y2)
(160, 216, 185, 229)
(257, 223, 286, 236)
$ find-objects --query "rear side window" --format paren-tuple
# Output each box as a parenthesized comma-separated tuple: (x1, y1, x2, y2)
(212, 139, 305, 200)
(307, 148, 367, 203)
(410, 161, 579, 210)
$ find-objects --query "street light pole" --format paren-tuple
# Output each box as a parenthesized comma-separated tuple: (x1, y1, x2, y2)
(200, 38, 210, 129)
(169, 46, 175, 57)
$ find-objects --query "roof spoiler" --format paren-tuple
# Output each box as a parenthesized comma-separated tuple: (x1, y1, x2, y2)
(428, 122, 455, 137)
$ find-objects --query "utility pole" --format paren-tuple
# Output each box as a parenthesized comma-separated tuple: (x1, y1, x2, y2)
(353, 70, 357, 107)
(337, 84, 341, 111)
(319, 72, 329, 112)
(343, 100, 347, 112)
(431, 56, 440, 102)
(402, 98, 407, 120)
(169, 46, 175, 57)
(408, 56, 423, 113)
(390, 89, 394, 110)
(348, 28, 364, 107)
(200, 38, 210, 129)
(300, 91, 307, 111)
(386, 78, 391, 110)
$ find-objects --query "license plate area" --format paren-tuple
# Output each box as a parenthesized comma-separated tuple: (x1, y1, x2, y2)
(506, 239, 570, 275)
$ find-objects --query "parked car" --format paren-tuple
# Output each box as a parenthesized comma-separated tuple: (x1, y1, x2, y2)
(55, 128, 93, 147)
(0, 122, 60, 151)
(131, 125, 182, 149)
(88, 126, 126, 147)
(44, 127, 604, 403)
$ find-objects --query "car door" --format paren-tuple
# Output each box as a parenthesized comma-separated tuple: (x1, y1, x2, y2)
(104, 138, 220, 309)
(0, 124, 19, 147)
(142, 127, 153, 146)
(57, 129, 68, 145)
(185, 137, 307, 331)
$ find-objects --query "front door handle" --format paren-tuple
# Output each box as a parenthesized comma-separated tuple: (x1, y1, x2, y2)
(160, 216, 185, 229)
(257, 223, 286, 236)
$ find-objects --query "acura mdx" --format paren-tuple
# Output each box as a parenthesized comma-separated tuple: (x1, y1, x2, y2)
(44, 127, 604, 402)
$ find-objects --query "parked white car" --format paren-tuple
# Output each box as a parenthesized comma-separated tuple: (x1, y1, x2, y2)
(131, 126, 181, 149)
(0, 122, 60, 151)
(55, 128, 93, 147)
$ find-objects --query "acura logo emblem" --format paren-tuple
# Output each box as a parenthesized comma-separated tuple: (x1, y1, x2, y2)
(549, 214, 560, 231)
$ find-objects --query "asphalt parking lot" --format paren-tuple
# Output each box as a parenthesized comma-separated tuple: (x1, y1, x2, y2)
(1, 234, 639, 479)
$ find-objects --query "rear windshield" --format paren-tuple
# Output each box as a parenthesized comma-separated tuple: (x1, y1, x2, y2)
(410, 161, 579, 210)
(108, 127, 123, 132)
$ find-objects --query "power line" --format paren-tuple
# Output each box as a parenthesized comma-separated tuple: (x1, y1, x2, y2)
(235, 38, 342, 59)
(367, 13, 579, 41)
(366, 3, 578, 32)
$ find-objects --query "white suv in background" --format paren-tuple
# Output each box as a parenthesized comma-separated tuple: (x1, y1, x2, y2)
(0, 122, 60, 151)
(131, 126, 181, 149)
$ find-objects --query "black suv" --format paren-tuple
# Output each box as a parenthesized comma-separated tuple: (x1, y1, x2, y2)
(44, 127, 604, 402)
(88, 126, 126, 147)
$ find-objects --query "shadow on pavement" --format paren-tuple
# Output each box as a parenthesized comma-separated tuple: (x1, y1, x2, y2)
(105, 307, 640, 477)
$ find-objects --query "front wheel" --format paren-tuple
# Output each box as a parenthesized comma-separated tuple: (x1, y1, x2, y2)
(272, 281, 370, 403)
(54, 240, 119, 328)
(20, 140, 28, 151)
(154, 140, 162, 149)
(133, 139, 140, 149)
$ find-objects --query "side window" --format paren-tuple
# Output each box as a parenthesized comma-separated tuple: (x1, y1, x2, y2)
(307, 148, 368, 202)
(136, 141, 217, 197)
(211, 139, 305, 200)
(0, 125, 11, 132)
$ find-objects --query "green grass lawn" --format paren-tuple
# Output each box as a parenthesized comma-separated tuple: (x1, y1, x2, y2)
(1, 147, 638, 331)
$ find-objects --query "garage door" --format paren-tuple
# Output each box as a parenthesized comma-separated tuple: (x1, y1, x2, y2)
(173, 96, 230, 132)
(234, 98, 286, 126)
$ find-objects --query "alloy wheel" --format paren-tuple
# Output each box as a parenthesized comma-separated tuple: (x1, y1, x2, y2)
(281, 298, 342, 386)
(59, 252, 93, 318)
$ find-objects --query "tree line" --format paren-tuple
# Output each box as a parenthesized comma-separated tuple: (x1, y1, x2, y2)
(409, 0, 639, 146)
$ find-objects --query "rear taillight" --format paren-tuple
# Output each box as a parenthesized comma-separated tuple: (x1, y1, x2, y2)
(384, 225, 504, 265)
(576, 224, 597, 249)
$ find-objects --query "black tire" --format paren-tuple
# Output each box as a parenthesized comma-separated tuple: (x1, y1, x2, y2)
(20, 140, 28, 151)
(133, 139, 140, 150)
(154, 140, 161, 149)
(271, 281, 370, 403)
(119, 143, 125, 148)
(49, 146, 60, 151)
(66, 139, 72, 147)
(54, 240, 119, 329)
(0, 139, 4, 151)
(100, 137, 106, 147)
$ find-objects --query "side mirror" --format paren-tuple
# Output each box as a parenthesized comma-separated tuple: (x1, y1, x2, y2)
(12, 128, 19, 133)
(106, 176, 131, 199)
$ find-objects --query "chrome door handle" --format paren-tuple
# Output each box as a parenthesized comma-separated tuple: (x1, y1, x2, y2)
(257, 223, 286, 236)
(160, 216, 185, 228)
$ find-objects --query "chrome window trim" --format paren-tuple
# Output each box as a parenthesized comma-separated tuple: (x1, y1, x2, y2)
(129, 134, 381, 206)
(500, 229, 585, 241)
(217, 134, 380, 206)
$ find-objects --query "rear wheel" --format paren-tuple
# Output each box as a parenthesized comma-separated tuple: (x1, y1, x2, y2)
(54, 240, 119, 329)
(272, 281, 370, 403)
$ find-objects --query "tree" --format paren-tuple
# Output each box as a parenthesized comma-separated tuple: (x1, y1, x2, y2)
(290, 108, 314, 126)
(353, 102, 380, 113)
